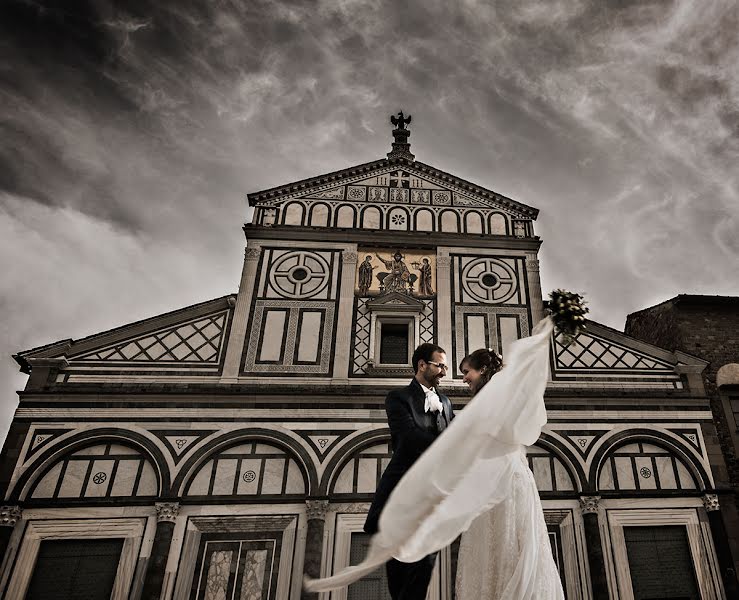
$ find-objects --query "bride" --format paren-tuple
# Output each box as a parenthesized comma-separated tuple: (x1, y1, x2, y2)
(305, 293, 584, 599)
(457, 348, 564, 599)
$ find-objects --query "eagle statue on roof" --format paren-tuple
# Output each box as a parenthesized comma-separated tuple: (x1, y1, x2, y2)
(391, 111, 412, 130)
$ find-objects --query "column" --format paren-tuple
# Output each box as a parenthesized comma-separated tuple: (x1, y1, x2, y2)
(580, 496, 609, 600)
(221, 245, 262, 381)
(141, 502, 179, 600)
(703, 494, 739, 598)
(435, 254, 453, 381)
(332, 249, 358, 380)
(0, 506, 21, 563)
(302, 499, 329, 600)
(525, 254, 544, 325)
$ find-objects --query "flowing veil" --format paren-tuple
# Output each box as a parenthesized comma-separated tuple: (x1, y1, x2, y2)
(305, 317, 555, 593)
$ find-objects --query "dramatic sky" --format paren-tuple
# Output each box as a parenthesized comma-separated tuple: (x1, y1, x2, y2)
(1, 0, 738, 440)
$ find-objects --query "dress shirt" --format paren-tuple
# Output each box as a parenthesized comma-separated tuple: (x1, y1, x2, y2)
(420, 383, 443, 413)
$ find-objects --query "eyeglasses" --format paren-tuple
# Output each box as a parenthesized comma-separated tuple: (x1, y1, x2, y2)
(426, 361, 448, 371)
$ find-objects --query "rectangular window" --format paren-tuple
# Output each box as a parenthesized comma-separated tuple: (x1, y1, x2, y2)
(26, 538, 124, 600)
(624, 525, 699, 599)
(348, 532, 392, 600)
(379, 322, 410, 364)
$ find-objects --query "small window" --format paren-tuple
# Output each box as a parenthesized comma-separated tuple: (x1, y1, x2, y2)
(380, 322, 410, 364)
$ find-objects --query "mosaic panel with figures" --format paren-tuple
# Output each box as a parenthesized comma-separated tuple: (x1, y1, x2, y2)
(453, 255, 527, 305)
(355, 249, 436, 298)
(190, 535, 280, 600)
(351, 298, 435, 376)
(257, 248, 339, 301)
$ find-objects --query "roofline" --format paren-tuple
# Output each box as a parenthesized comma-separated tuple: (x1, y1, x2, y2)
(627, 294, 739, 318)
(13, 294, 237, 372)
(247, 156, 538, 218)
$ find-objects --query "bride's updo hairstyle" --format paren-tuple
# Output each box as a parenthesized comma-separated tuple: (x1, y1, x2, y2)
(459, 348, 503, 394)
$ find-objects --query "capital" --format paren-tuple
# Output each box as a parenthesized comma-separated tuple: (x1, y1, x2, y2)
(0, 506, 22, 527)
(155, 502, 180, 523)
(244, 246, 262, 261)
(436, 256, 451, 268)
(579, 496, 600, 515)
(305, 499, 329, 521)
(342, 251, 358, 265)
(703, 494, 720, 512)
(525, 258, 540, 272)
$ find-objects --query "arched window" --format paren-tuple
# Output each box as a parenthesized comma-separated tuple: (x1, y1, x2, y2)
(597, 441, 698, 491)
(331, 440, 392, 496)
(414, 209, 434, 232)
(282, 201, 305, 226)
(526, 445, 577, 492)
(184, 441, 306, 498)
(308, 203, 330, 227)
(29, 442, 158, 500)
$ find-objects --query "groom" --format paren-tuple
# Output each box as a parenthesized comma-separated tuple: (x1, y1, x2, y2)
(365, 343, 455, 600)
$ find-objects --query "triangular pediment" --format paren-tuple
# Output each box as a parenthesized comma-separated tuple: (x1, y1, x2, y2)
(248, 158, 537, 218)
(15, 296, 235, 376)
(550, 320, 691, 389)
(366, 291, 426, 313)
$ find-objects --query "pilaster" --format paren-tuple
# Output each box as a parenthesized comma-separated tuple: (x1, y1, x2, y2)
(141, 502, 180, 600)
(221, 244, 262, 381)
(302, 499, 329, 600)
(579, 496, 609, 600)
(333, 248, 359, 380)
(435, 252, 453, 381)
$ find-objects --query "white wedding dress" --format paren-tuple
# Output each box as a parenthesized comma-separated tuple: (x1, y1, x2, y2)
(305, 317, 564, 599)
(455, 449, 564, 599)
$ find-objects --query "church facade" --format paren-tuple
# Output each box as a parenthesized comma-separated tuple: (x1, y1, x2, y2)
(1, 117, 736, 599)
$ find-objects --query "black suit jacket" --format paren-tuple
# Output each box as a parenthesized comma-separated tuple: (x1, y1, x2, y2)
(364, 378, 454, 534)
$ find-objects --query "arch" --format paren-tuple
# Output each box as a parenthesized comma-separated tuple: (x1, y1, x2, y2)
(387, 207, 410, 231)
(282, 201, 305, 226)
(414, 208, 435, 232)
(717, 363, 739, 387)
(319, 429, 390, 494)
(528, 434, 584, 493)
(172, 428, 316, 496)
(360, 206, 382, 230)
(588, 430, 709, 493)
(307, 202, 331, 227)
(464, 211, 484, 234)
(334, 204, 356, 228)
(488, 212, 508, 235)
(439, 210, 460, 233)
(10, 428, 170, 502)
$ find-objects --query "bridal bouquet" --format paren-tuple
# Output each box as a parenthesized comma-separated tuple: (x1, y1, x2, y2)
(544, 289, 588, 345)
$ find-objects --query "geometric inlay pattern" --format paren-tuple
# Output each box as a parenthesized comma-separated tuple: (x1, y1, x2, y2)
(554, 332, 674, 371)
(331, 441, 393, 496)
(598, 442, 698, 492)
(29, 443, 159, 500)
(149, 429, 217, 464)
(76, 312, 228, 363)
(460, 257, 519, 304)
(296, 430, 353, 461)
(525, 445, 576, 492)
(352, 298, 434, 375)
(184, 441, 306, 497)
(554, 430, 610, 459)
(267, 250, 332, 300)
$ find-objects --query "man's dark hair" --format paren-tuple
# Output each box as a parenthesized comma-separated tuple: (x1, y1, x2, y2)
(412, 342, 446, 373)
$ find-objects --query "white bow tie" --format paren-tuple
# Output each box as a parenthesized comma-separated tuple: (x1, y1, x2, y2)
(424, 390, 443, 414)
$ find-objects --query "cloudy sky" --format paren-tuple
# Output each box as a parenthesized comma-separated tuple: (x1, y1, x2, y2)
(1, 0, 738, 440)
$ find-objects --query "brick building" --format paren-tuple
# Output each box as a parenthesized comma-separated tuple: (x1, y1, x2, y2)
(626, 294, 739, 587)
(0, 119, 736, 599)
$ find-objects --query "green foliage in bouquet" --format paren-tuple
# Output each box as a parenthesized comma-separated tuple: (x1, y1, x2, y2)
(544, 289, 589, 346)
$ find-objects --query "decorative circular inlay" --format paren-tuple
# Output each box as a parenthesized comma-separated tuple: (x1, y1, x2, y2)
(461, 258, 518, 304)
(349, 188, 364, 199)
(481, 273, 499, 288)
(391, 213, 406, 225)
(290, 267, 309, 282)
(92, 472, 107, 484)
(639, 467, 652, 479)
(175, 439, 188, 449)
(242, 470, 257, 483)
(270, 251, 331, 299)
